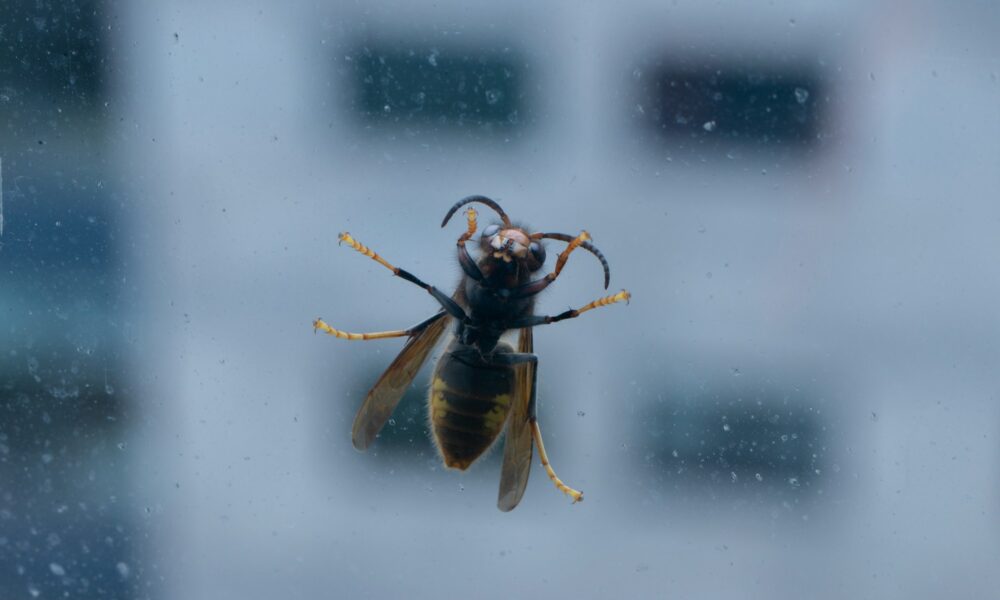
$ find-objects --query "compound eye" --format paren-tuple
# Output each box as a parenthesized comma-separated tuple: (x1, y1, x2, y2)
(481, 224, 501, 240)
(529, 242, 546, 265)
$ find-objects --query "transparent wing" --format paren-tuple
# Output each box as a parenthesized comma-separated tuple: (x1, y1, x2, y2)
(351, 311, 451, 450)
(497, 327, 534, 511)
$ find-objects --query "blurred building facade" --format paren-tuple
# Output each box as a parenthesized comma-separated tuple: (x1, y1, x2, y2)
(3, 0, 998, 598)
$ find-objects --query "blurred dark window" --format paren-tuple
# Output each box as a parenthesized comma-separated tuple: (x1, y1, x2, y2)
(0, 3, 129, 598)
(635, 385, 829, 500)
(346, 43, 528, 132)
(0, 0, 107, 113)
(0, 164, 132, 600)
(635, 61, 827, 153)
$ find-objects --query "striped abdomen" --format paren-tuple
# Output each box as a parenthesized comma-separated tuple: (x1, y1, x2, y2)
(430, 341, 515, 470)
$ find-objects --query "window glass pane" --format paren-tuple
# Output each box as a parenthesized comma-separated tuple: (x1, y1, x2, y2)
(3, 3, 997, 599)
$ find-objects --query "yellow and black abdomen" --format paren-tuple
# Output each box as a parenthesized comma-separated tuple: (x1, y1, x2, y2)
(430, 340, 515, 470)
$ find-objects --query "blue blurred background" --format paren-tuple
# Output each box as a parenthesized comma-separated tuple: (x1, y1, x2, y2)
(2, 1, 999, 598)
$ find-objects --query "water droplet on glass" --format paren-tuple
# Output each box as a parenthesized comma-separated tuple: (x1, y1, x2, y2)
(794, 87, 809, 104)
(458, 483, 464, 492)
(788, 477, 800, 487)
(722, 423, 731, 432)
(702, 120, 716, 132)
(28, 586, 40, 598)
(755, 473, 763, 482)
(388, 419, 396, 426)
(485, 89, 503, 105)
(27, 356, 41, 382)
(116, 562, 131, 578)
(117, 442, 126, 451)
(49, 563, 66, 576)
(730, 471, 738, 482)
(576, 410, 586, 417)
(671, 449, 679, 458)
(780, 434, 789, 442)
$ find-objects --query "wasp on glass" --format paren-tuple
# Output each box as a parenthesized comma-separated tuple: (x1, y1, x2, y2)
(314, 196, 630, 510)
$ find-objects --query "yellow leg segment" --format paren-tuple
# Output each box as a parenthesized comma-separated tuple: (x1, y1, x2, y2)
(313, 318, 410, 340)
(550, 230, 590, 280)
(457, 207, 478, 243)
(338, 232, 399, 274)
(575, 289, 631, 316)
(545, 289, 631, 325)
(531, 420, 583, 504)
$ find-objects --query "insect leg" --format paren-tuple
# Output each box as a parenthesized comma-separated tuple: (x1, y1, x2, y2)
(455, 207, 484, 281)
(532, 232, 611, 289)
(313, 311, 445, 341)
(456, 206, 478, 243)
(337, 232, 398, 273)
(510, 230, 591, 298)
(531, 418, 583, 504)
(338, 232, 468, 320)
(491, 352, 583, 504)
(507, 289, 631, 328)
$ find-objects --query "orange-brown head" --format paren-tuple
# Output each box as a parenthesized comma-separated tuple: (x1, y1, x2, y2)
(441, 195, 612, 288)
(479, 224, 547, 271)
